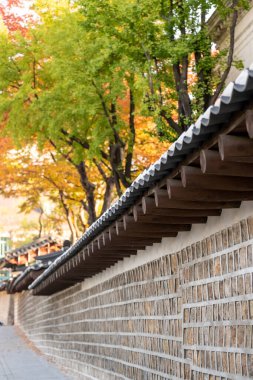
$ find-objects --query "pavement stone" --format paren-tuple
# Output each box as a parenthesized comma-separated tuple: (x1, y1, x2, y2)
(0, 326, 69, 380)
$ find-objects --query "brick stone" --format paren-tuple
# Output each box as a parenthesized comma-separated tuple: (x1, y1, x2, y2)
(240, 220, 249, 242)
(233, 223, 242, 245)
(247, 216, 253, 239)
(245, 273, 251, 294)
(247, 245, 253, 267)
(196, 241, 202, 259)
(214, 282, 220, 300)
(222, 352, 228, 373)
(216, 351, 222, 371)
(209, 259, 214, 277)
(221, 254, 227, 274)
(202, 240, 207, 257)
(237, 325, 245, 347)
(229, 302, 236, 320)
(245, 325, 252, 348)
(239, 247, 247, 269)
(234, 250, 239, 271)
(228, 252, 234, 273)
(229, 352, 235, 374)
(231, 277, 237, 296)
(224, 278, 231, 297)
(241, 353, 247, 376)
(231, 326, 237, 346)
(248, 354, 253, 377)
(214, 257, 221, 276)
(237, 275, 244, 295)
(241, 301, 249, 320)
(210, 235, 217, 253)
(221, 229, 228, 249)
(207, 283, 214, 300)
(185, 328, 194, 345)
(249, 300, 253, 318)
(236, 301, 242, 320)
(235, 353, 242, 374)
(219, 281, 224, 299)
(224, 326, 230, 346)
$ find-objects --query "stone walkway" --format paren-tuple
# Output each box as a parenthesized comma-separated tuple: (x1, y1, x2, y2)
(0, 326, 70, 380)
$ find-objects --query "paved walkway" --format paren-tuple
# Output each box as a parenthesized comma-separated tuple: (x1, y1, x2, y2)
(0, 326, 69, 380)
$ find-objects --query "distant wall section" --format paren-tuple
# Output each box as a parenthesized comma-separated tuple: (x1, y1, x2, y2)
(15, 205, 253, 379)
(0, 292, 14, 325)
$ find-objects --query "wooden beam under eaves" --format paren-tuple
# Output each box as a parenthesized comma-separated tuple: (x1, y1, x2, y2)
(119, 219, 191, 234)
(106, 230, 161, 245)
(167, 179, 253, 202)
(143, 194, 240, 212)
(133, 205, 221, 219)
(181, 166, 253, 191)
(126, 212, 207, 225)
(200, 149, 253, 177)
(218, 134, 253, 162)
(246, 109, 253, 138)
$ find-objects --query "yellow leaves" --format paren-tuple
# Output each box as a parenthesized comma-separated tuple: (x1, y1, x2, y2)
(134, 116, 169, 169)
(116, 87, 170, 175)
(0, 16, 8, 36)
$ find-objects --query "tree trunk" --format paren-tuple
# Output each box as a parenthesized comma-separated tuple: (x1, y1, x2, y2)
(76, 161, 97, 225)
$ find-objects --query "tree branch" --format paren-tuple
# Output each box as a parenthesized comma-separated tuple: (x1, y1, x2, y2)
(100, 176, 115, 215)
(93, 158, 108, 182)
(125, 88, 135, 180)
(160, 109, 182, 135)
(75, 161, 96, 225)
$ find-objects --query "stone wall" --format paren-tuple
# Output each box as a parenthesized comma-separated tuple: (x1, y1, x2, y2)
(15, 210, 253, 379)
(0, 291, 14, 325)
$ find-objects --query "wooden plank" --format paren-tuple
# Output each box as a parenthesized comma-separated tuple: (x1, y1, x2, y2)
(100, 234, 146, 251)
(246, 109, 253, 138)
(116, 230, 178, 238)
(143, 194, 240, 211)
(218, 134, 253, 162)
(200, 149, 253, 177)
(133, 205, 221, 219)
(129, 213, 207, 224)
(119, 220, 191, 233)
(107, 230, 161, 245)
(181, 166, 253, 191)
(123, 214, 197, 227)
(167, 178, 253, 202)
(91, 247, 137, 255)
(97, 246, 141, 252)
(93, 253, 135, 258)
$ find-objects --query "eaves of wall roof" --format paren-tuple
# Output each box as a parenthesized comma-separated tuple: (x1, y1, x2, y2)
(29, 64, 253, 295)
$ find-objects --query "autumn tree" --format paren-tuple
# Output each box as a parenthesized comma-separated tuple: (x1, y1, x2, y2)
(0, 0, 248, 230)
(0, 141, 89, 241)
(0, 0, 36, 33)
(0, 1, 167, 226)
(81, 0, 248, 136)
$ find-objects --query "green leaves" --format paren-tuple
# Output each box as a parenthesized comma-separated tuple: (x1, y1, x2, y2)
(0, 0, 249, 227)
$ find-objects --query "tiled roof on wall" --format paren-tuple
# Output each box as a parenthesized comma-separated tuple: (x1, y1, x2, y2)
(5, 236, 56, 259)
(30, 64, 253, 295)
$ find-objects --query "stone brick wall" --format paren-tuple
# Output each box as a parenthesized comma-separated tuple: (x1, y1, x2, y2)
(15, 215, 253, 379)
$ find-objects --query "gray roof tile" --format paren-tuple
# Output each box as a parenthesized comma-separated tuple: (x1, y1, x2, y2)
(29, 64, 253, 290)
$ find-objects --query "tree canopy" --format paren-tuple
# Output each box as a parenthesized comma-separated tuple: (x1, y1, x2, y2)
(0, 0, 249, 240)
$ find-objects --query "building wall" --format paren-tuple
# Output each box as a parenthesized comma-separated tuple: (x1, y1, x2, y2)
(15, 203, 253, 380)
(209, 2, 253, 82)
(227, 3, 253, 81)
